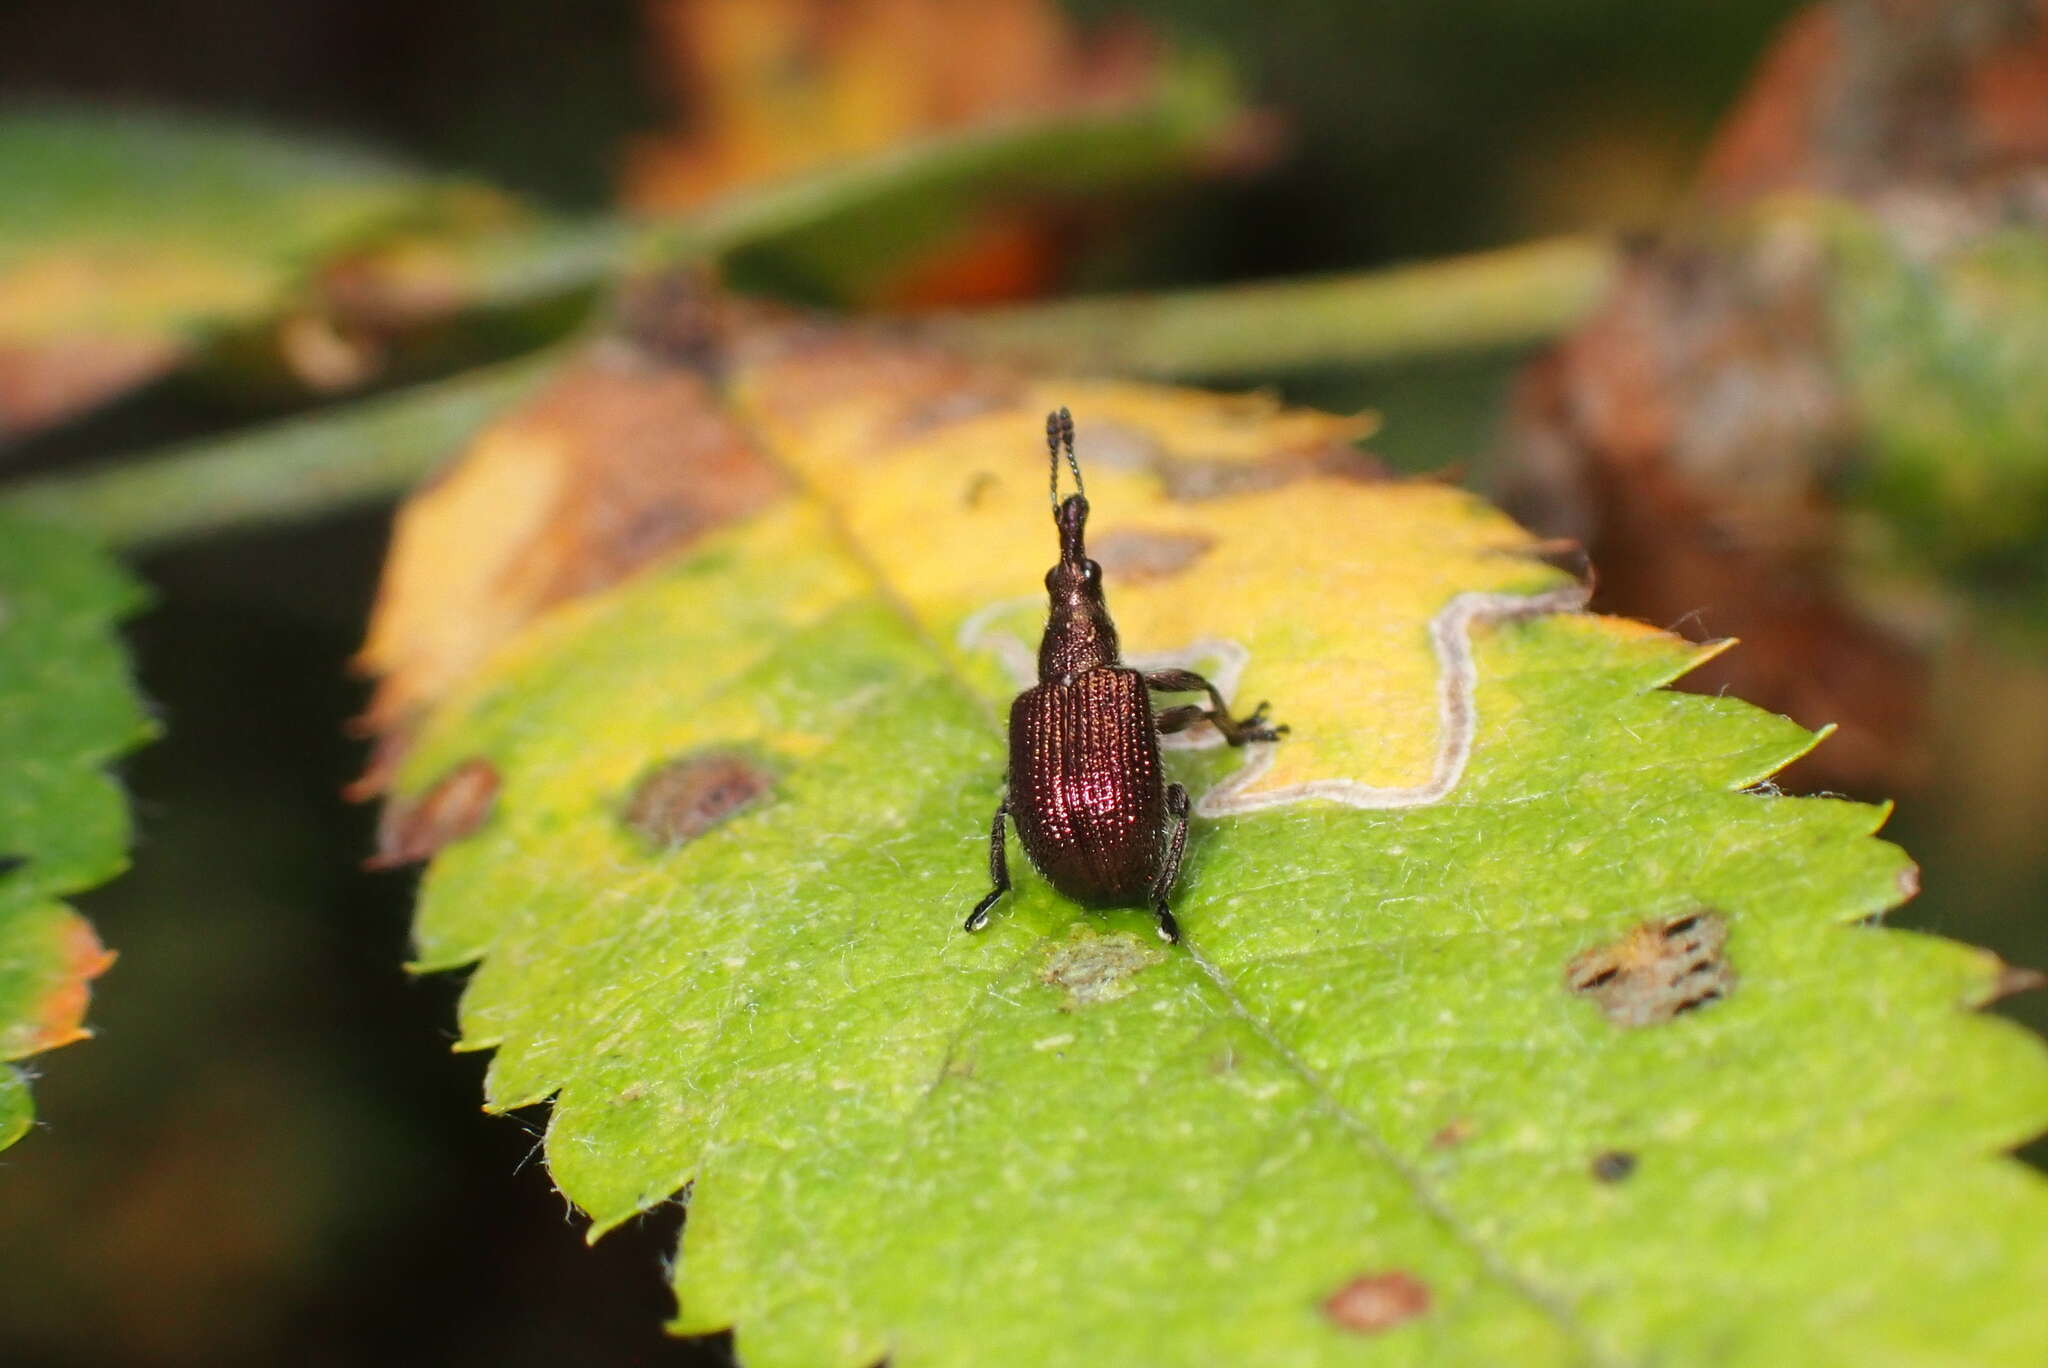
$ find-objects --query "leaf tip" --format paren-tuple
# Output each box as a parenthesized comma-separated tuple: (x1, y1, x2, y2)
(1984, 961, 2048, 1006)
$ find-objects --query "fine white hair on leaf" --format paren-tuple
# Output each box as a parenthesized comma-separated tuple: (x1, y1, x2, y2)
(955, 596, 1042, 687)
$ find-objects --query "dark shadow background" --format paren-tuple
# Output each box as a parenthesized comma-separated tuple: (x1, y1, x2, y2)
(10, 3, 2038, 1366)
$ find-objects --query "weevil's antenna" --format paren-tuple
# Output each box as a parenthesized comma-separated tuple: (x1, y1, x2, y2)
(1046, 406, 1083, 514)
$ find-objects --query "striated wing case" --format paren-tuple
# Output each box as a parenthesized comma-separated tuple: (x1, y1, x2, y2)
(1008, 667, 1166, 906)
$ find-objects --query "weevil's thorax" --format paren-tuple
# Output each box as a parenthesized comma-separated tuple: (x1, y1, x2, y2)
(1037, 494, 1121, 683)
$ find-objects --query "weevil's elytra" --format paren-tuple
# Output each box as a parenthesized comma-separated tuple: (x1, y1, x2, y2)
(967, 408, 1288, 944)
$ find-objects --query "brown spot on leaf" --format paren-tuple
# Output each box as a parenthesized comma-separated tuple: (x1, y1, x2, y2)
(1566, 909, 1734, 1027)
(1092, 527, 1215, 581)
(1155, 440, 1384, 502)
(1430, 1118, 1474, 1149)
(1038, 929, 1164, 1009)
(1155, 456, 1272, 501)
(366, 759, 500, 870)
(962, 471, 1000, 508)
(1069, 417, 1165, 473)
(1321, 1271, 1432, 1334)
(1591, 1149, 1639, 1183)
(738, 325, 1027, 452)
(624, 750, 777, 848)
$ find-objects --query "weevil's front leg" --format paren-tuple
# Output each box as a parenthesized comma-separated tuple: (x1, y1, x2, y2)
(965, 797, 1011, 932)
(1148, 783, 1192, 944)
(1145, 668, 1288, 746)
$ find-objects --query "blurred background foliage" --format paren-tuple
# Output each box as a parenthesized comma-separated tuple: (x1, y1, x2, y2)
(1, 1, 2043, 1365)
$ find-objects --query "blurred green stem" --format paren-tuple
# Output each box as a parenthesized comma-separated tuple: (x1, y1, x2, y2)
(0, 359, 550, 550)
(0, 238, 1615, 550)
(464, 63, 1245, 307)
(919, 236, 1613, 377)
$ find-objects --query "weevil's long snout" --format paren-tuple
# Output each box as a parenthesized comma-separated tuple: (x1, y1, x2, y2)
(1055, 492, 1089, 563)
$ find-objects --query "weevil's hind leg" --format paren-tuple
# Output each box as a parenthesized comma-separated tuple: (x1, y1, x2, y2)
(1144, 669, 1288, 746)
(1149, 783, 1191, 944)
(965, 798, 1011, 932)
(1153, 704, 1209, 736)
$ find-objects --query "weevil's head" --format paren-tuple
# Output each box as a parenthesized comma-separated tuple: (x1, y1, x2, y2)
(1039, 490, 1120, 680)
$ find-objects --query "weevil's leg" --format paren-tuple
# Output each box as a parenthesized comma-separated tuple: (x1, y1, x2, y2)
(1153, 704, 1209, 736)
(965, 798, 1011, 932)
(1143, 668, 1288, 746)
(1149, 783, 1191, 944)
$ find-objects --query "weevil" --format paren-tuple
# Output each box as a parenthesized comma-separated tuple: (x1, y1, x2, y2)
(967, 408, 1287, 944)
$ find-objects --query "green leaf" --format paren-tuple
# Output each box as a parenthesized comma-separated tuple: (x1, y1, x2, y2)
(0, 513, 153, 1150)
(0, 107, 457, 433)
(0, 107, 451, 342)
(366, 336, 2048, 1364)
(923, 236, 1614, 378)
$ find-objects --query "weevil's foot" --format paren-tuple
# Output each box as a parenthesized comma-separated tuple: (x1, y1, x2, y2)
(1227, 702, 1289, 746)
(966, 887, 1006, 933)
(1153, 906, 1181, 944)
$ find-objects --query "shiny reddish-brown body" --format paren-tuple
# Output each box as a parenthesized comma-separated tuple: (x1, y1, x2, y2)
(967, 408, 1282, 943)
(1008, 667, 1166, 906)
